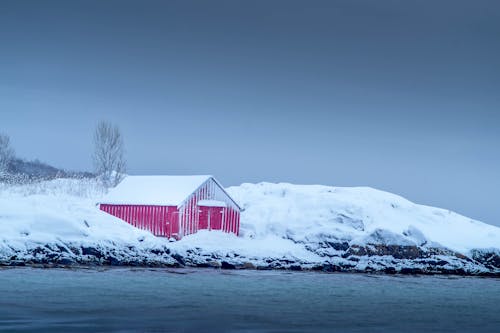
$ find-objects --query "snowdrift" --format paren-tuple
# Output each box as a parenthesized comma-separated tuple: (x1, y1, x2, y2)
(227, 182, 500, 254)
(0, 179, 499, 274)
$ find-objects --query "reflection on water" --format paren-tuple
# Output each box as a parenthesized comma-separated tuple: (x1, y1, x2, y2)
(0, 268, 499, 332)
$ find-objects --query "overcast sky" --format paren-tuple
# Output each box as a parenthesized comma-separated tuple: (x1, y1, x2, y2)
(1, 0, 499, 226)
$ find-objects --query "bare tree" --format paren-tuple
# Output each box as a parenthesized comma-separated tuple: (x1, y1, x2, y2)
(92, 121, 126, 188)
(0, 133, 14, 177)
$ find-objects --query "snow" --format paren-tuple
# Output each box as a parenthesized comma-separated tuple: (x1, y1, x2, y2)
(0, 178, 499, 269)
(171, 231, 322, 262)
(227, 182, 500, 254)
(0, 179, 156, 251)
(99, 175, 211, 206)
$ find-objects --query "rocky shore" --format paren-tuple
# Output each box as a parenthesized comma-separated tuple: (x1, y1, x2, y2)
(2, 241, 498, 277)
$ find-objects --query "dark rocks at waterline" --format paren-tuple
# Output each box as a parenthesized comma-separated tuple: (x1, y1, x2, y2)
(0, 243, 498, 276)
(399, 267, 426, 275)
(343, 244, 456, 260)
(312, 264, 345, 273)
(221, 261, 236, 269)
(471, 250, 500, 269)
(81, 247, 103, 258)
(384, 267, 397, 274)
(171, 253, 186, 266)
(56, 258, 76, 266)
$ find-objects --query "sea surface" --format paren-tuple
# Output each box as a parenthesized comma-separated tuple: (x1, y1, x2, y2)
(0, 268, 498, 332)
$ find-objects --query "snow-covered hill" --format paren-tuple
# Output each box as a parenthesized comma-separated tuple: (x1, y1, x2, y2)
(0, 179, 499, 275)
(228, 183, 500, 254)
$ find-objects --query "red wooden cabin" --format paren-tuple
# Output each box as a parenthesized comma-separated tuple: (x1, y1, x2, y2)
(98, 175, 241, 240)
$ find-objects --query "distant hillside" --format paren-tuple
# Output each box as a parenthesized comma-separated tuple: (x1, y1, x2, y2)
(2, 158, 94, 183)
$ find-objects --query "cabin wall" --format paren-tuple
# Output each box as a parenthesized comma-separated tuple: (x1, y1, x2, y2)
(179, 178, 240, 237)
(99, 204, 180, 239)
(100, 178, 240, 239)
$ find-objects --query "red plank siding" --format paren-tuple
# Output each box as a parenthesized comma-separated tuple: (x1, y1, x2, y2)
(100, 178, 240, 240)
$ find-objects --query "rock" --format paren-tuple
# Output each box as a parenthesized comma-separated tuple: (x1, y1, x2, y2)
(477, 271, 500, 277)
(171, 253, 185, 266)
(1, 237, 497, 276)
(103, 256, 122, 266)
(318, 241, 350, 251)
(315, 264, 341, 272)
(56, 258, 75, 266)
(9, 260, 26, 267)
(345, 245, 367, 257)
(241, 262, 256, 269)
(46, 253, 59, 260)
(384, 267, 397, 274)
(126, 260, 142, 267)
(207, 261, 221, 268)
(400, 267, 424, 275)
(195, 262, 211, 268)
(471, 250, 500, 269)
(81, 247, 102, 258)
(150, 249, 165, 255)
(437, 267, 467, 275)
(221, 261, 236, 269)
(69, 246, 82, 255)
(55, 245, 69, 253)
(256, 265, 272, 270)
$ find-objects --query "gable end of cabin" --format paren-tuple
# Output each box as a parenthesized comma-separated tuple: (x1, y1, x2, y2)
(178, 177, 241, 237)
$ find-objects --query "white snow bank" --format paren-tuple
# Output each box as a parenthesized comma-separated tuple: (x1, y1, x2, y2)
(171, 231, 322, 262)
(0, 179, 321, 262)
(227, 182, 500, 254)
(0, 179, 499, 260)
(0, 179, 161, 251)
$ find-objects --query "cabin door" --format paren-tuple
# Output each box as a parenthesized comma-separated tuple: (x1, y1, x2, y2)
(198, 206, 224, 231)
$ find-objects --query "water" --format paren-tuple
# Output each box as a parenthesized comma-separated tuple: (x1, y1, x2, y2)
(0, 268, 498, 332)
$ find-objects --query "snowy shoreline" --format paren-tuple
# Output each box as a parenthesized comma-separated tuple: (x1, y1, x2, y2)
(1, 179, 499, 276)
(1, 242, 499, 277)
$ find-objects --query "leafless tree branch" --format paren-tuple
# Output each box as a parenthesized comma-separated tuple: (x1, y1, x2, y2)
(0, 133, 14, 177)
(92, 121, 126, 188)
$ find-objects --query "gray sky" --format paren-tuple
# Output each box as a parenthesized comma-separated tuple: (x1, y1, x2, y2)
(1, 0, 499, 226)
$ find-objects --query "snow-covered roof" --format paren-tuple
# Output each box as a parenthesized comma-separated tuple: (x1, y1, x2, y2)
(100, 175, 212, 206)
